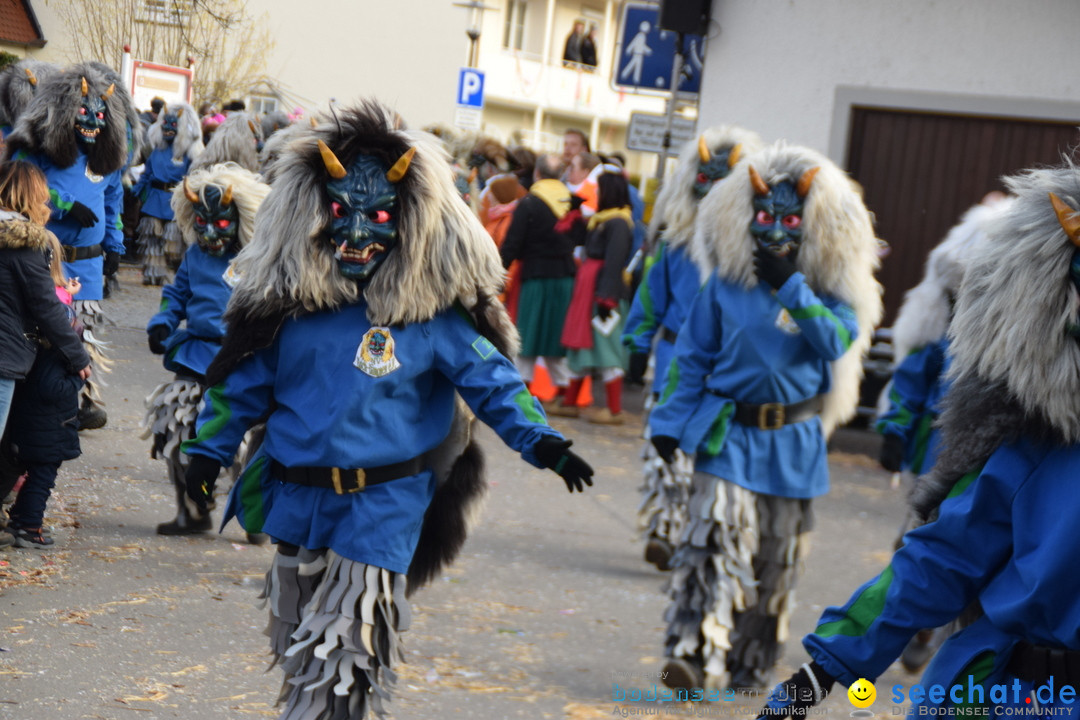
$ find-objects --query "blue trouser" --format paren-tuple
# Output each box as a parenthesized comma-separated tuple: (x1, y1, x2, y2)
(0, 378, 13, 438)
(9, 460, 60, 529)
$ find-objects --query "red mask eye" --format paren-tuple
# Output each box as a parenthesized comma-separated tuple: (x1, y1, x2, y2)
(194, 217, 206, 227)
(330, 201, 346, 219)
(215, 219, 231, 229)
(696, 173, 708, 184)
(96, 112, 105, 120)
(782, 214, 802, 229)
(371, 210, 391, 224)
(78, 107, 88, 116)
(755, 210, 775, 225)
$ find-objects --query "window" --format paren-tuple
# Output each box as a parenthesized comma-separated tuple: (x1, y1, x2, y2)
(502, 0, 527, 50)
(138, 0, 191, 27)
(249, 96, 279, 115)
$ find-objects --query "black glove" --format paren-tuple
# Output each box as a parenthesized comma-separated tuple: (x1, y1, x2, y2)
(879, 433, 905, 473)
(147, 326, 170, 355)
(651, 435, 678, 464)
(757, 662, 835, 719)
(67, 200, 99, 228)
(627, 352, 649, 386)
(754, 246, 798, 290)
(103, 250, 120, 277)
(184, 454, 222, 513)
(534, 436, 594, 493)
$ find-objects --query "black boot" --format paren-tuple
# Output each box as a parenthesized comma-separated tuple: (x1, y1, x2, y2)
(156, 513, 213, 536)
(77, 397, 107, 431)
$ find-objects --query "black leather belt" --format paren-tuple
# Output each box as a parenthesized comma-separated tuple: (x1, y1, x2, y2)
(151, 180, 177, 191)
(660, 326, 678, 344)
(63, 243, 102, 263)
(1007, 641, 1080, 685)
(728, 395, 824, 430)
(270, 458, 424, 495)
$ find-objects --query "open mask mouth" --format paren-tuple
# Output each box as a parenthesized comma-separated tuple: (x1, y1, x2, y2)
(201, 238, 228, 255)
(764, 241, 796, 258)
(77, 126, 100, 141)
(337, 242, 386, 265)
(162, 130, 176, 138)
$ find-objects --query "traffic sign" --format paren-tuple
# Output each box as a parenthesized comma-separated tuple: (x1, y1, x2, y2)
(612, 2, 705, 96)
(626, 112, 697, 154)
(456, 68, 485, 109)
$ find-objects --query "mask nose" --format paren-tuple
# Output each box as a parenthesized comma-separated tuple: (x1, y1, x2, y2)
(768, 228, 787, 244)
(346, 215, 370, 243)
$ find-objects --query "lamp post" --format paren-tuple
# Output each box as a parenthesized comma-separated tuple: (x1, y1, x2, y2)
(452, 1, 495, 68)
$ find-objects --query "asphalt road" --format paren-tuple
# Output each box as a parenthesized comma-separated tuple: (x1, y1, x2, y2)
(0, 267, 918, 720)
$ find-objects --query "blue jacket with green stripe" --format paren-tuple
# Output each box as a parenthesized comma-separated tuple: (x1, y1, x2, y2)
(875, 338, 951, 474)
(182, 298, 562, 573)
(648, 272, 857, 499)
(622, 242, 702, 395)
(804, 437, 1080, 712)
(16, 150, 124, 301)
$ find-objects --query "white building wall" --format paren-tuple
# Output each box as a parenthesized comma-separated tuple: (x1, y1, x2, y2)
(698, 0, 1080, 156)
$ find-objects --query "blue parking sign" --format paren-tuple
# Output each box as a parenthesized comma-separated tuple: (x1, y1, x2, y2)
(612, 2, 705, 96)
(457, 68, 485, 108)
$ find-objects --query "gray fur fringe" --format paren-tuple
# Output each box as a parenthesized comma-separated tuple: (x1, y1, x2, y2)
(637, 439, 693, 546)
(74, 299, 111, 402)
(665, 474, 811, 689)
(137, 216, 169, 285)
(260, 547, 410, 719)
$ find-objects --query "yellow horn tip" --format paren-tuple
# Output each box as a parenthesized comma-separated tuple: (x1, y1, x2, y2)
(183, 177, 199, 203)
(698, 135, 711, 164)
(24, 68, 36, 86)
(221, 184, 234, 206)
(317, 139, 347, 179)
(386, 146, 416, 184)
(748, 165, 770, 196)
(80, 76, 88, 96)
(797, 167, 821, 198)
(1050, 192, 1080, 247)
(727, 144, 742, 168)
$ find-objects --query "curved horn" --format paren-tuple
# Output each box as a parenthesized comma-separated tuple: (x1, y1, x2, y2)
(727, 143, 741, 168)
(248, 119, 258, 135)
(468, 166, 478, 184)
(317, 139, 347, 179)
(309, 116, 317, 128)
(80, 76, 88, 96)
(221, 184, 234, 206)
(102, 83, 115, 99)
(697, 135, 711, 164)
(796, 167, 820, 198)
(24, 67, 36, 86)
(175, 107, 183, 118)
(183, 177, 199, 203)
(748, 165, 770, 196)
(386, 146, 416, 184)
(1050, 193, 1080, 247)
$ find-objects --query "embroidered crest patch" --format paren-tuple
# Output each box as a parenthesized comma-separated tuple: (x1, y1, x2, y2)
(471, 336, 497, 360)
(774, 308, 801, 335)
(354, 327, 402, 377)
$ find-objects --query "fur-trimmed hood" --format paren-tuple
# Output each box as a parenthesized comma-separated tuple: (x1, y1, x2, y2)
(649, 124, 763, 249)
(0, 60, 57, 129)
(891, 198, 1010, 360)
(4, 63, 129, 175)
(190, 111, 261, 173)
(0, 211, 51, 251)
(227, 99, 515, 353)
(911, 162, 1080, 519)
(171, 162, 269, 249)
(147, 101, 203, 162)
(693, 141, 884, 435)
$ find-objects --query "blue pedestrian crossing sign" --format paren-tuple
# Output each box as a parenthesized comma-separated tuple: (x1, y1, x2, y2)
(457, 67, 485, 109)
(612, 2, 705, 96)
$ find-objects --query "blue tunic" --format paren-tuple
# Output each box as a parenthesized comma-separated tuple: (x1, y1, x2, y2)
(133, 147, 191, 221)
(648, 272, 858, 499)
(17, 150, 124, 301)
(146, 244, 233, 378)
(803, 438, 1080, 715)
(876, 338, 951, 474)
(622, 241, 702, 395)
(183, 301, 562, 573)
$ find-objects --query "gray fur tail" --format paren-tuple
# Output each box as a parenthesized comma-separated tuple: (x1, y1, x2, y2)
(406, 439, 486, 596)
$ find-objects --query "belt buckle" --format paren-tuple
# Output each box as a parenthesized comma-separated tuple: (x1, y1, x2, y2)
(330, 467, 366, 494)
(758, 403, 785, 430)
(64, 244, 77, 263)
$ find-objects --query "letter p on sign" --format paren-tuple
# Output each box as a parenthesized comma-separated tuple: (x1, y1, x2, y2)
(457, 68, 485, 108)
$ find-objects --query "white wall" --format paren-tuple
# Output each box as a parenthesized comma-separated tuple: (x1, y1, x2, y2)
(698, 0, 1080, 155)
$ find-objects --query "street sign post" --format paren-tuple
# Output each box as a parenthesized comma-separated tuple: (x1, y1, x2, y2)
(612, 1, 705, 97)
(626, 112, 697, 154)
(455, 67, 485, 130)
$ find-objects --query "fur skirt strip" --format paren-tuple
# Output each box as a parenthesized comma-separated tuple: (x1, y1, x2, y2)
(74, 299, 112, 400)
(664, 472, 812, 689)
(259, 546, 411, 720)
(637, 440, 694, 545)
(137, 216, 170, 285)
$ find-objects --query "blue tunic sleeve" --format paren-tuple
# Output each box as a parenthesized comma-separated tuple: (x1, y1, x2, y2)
(433, 310, 563, 468)
(102, 170, 125, 254)
(775, 272, 858, 361)
(622, 242, 669, 353)
(148, 251, 192, 333)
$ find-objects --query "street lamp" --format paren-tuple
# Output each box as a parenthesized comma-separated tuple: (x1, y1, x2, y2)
(452, 1, 495, 68)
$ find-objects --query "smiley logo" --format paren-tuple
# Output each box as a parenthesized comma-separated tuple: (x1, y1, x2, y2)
(847, 678, 876, 708)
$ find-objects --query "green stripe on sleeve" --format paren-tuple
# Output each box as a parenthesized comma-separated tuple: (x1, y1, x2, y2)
(951, 651, 995, 711)
(659, 360, 680, 403)
(514, 387, 545, 424)
(49, 188, 73, 211)
(789, 304, 852, 350)
(704, 403, 734, 456)
(632, 279, 656, 342)
(185, 384, 233, 449)
(815, 565, 895, 638)
(946, 469, 981, 500)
